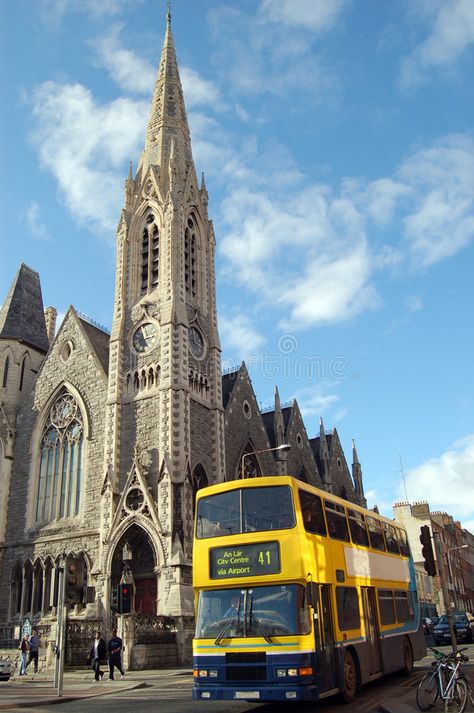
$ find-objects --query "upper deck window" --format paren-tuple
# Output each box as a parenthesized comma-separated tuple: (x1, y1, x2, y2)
(324, 500, 350, 542)
(196, 486, 295, 539)
(383, 523, 400, 554)
(347, 508, 369, 547)
(299, 490, 326, 535)
(397, 528, 410, 557)
(366, 516, 386, 551)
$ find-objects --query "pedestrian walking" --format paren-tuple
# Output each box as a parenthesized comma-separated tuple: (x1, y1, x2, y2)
(18, 634, 29, 676)
(26, 628, 39, 673)
(107, 627, 125, 680)
(89, 630, 106, 682)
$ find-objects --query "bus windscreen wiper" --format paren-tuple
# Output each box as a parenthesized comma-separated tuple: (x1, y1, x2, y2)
(215, 596, 243, 645)
(247, 593, 272, 643)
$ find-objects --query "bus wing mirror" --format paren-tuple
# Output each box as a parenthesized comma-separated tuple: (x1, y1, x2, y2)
(306, 582, 318, 607)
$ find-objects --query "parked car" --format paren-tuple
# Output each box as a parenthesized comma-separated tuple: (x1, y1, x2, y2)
(0, 659, 12, 681)
(422, 617, 433, 634)
(433, 612, 473, 645)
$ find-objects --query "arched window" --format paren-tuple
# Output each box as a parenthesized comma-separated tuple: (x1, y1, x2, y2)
(191, 465, 208, 516)
(239, 442, 262, 479)
(185, 215, 198, 298)
(32, 561, 43, 614)
(141, 214, 159, 294)
(10, 562, 23, 616)
(2, 355, 9, 388)
(299, 466, 309, 483)
(19, 354, 28, 391)
(23, 561, 33, 615)
(35, 390, 84, 523)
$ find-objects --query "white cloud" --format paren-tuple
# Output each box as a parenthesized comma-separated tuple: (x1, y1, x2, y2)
(30, 81, 147, 235)
(401, 434, 474, 523)
(39, 0, 128, 28)
(399, 0, 474, 89)
(219, 313, 266, 363)
(294, 385, 340, 419)
(208, 4, 339, 103)
(260, 0, 348, 32)
(24, 202, 51, 241)
(180, 68, 221, 109)
(399, 135, 474, 267)
(219, 184, 376, 330)
(93, 28, 155, 94)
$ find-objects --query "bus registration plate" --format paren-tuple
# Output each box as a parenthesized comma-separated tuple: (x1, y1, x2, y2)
(210, 541, 280, 579)
(235, 691, 260, 699)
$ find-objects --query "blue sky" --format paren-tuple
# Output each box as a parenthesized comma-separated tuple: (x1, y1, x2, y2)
(1, 0, 473, 530)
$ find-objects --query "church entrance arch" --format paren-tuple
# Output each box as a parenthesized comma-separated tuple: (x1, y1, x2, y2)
(111, 525, 157, 615)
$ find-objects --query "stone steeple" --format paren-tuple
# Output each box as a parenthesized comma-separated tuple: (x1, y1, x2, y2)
(0, 264, 49, 354)
(352, 438, 366, 507)
(138, 7, 192, 196)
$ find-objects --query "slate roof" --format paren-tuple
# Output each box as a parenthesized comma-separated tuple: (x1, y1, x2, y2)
(221, 370, 239, 409)
(0, 263, 49, 353)
(79, 318, 110, 375)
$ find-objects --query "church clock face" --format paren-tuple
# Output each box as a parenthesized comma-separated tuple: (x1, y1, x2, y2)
(132, 322, 158, 353)
(188, 326, 205, 358)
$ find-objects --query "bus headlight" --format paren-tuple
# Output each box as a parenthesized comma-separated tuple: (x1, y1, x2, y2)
(194, 668, 218, 678)
(276, 667, 313, 678)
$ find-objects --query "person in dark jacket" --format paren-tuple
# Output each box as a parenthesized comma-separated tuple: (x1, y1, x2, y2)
(89, 631, 106, 681)
(107, 628, 125, 680)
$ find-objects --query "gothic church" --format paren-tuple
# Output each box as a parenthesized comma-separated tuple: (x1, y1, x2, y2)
(0, 15, 365, 667)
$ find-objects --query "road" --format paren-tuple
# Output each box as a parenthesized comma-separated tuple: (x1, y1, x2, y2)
(3, 640, 474, 713)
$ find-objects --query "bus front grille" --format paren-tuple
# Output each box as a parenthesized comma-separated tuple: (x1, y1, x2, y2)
(226, 666, 267, 681)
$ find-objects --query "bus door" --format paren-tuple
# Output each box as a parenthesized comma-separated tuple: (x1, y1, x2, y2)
(314, 584, 337, 691)
(361, 587, 382, 675)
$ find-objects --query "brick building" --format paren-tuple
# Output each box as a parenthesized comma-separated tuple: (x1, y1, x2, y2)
(393, 501, 474, 617)
(0, 15, 366, 668)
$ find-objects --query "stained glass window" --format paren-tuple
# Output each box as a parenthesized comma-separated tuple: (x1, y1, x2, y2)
(35, 391, 84, 523)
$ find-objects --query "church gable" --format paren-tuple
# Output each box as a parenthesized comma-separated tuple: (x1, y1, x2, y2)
(280, 401, 321, 488)
(223, 365, 273, 479)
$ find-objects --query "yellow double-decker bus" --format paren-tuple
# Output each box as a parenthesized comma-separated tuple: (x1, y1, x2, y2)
(192, 475, 425, 703)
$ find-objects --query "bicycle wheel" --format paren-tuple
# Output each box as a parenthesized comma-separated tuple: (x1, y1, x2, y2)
(416, 672, 439, 710)
(444, 677, 468, 713)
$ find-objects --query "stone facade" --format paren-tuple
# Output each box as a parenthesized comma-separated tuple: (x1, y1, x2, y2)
(0, 16, 367, 669)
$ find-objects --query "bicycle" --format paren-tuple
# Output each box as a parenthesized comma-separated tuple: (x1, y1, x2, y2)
(416, 646, 473, 713)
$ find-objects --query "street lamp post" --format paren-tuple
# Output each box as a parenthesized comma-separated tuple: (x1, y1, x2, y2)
(240, 444, 291, 480)
(446, 545, 468, 609)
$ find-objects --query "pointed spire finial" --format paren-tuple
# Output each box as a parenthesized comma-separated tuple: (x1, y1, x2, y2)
(167, 1, 172, 26)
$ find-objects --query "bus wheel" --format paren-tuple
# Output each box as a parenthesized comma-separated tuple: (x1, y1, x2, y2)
(401, 638, 413, 676)
(341, 650, 357, 703)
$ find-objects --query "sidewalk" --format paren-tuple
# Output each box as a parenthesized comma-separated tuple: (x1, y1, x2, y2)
(0, 668, 192, 710)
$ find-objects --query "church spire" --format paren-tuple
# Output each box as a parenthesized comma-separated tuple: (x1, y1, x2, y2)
(139, 8, 192, 189)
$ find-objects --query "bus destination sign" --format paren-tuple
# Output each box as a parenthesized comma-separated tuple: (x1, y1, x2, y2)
(210, 541, 281, 579)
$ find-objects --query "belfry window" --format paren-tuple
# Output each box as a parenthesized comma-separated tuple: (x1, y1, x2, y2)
(141, 214, 159, 294)
(2, 355, 9, 388)
(35, 391, 84, 523)
(185, 216, 197, 299)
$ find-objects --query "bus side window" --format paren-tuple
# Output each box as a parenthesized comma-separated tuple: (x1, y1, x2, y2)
(394, 590, 409, 622)
(336, 586, 360, 630)
(383, 523, 400, 554)
(324, 501, 350, 542)
(378, 589, 396, 625)
(366, 516, 386, 551)
(347, 509, 369, 547)
(299, 490, 327, 536)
